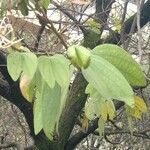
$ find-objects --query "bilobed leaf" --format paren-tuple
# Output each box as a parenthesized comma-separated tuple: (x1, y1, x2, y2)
(38, 56, 55, 88)
(34, 90, 43, 135)
(7, 52, 22, 81)
(92, 44, 146, 87)
(42, 82, 61, 140)
(51, 54, 70, 87)
(22, 52, 37, 79)
(82, 55, 134, 107)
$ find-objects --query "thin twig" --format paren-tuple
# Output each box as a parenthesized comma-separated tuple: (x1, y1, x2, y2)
(52, 1, 87, 35)
(34, 21, 46, 51)
(136, 0, 144, 63)
(37, 14, 68, 49)
(120, 0, 129, 44)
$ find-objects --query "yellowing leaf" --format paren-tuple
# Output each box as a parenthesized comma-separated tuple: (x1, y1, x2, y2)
(81, 115, 89, 132)
(87, 19, 101, 33)
(114, 18, 122, 33)
(12, 41, 22, 50)
(100, 102, 108, 121)
(20, 74, 32, 102)
(106, 100, 116, 120)
(133, 108, 142, 119)
(100, 100, 116, 121)
(126, 96, 147, 120)
(134, 96, 147, 113)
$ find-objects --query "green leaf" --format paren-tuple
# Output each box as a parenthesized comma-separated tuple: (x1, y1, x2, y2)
(21, 52, 38, 79)
(56, 83, 69, 132)
(92, 44, 146, 87)
(98, 118, 105, 139)
(85, 98, 100, 120)
(34, 68, 43, 92)
(67, 45, 91, 69)
(42, 82, 61, 140)
(55, 66, 73, 131)
(82, 55, 134, 107)
(38, 56, 55, 88)
(40, 0, 51, 9)
(51, 54, 70, 87)
(7, 52, 22, 81)
(86, 84, 104, 102)
(85, 84, 116, 121)
(85, 84, 105, 120)
(18, 0, 29, 16)
(83, 29, 100, 48)
(34, 90, 43, 135)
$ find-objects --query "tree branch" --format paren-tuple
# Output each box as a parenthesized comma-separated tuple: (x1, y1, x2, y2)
(95, 0, 115, 25)
(123, 0, 150, 34)
(52, 1, 87, 35)
(0, 142, 24, 150)
(34, 21, 46, 51)
(36, 13, 68, 49)
(94, 129, 150, 140)
(0, 79, 10, 100)
(65, 1, 150, 144)
(0, 51, 14, 85)
(0, 50, 34, 138)
(66, 102, 124, 149)
(58, 72, 88, 148)
(0, 142, 36, 150)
